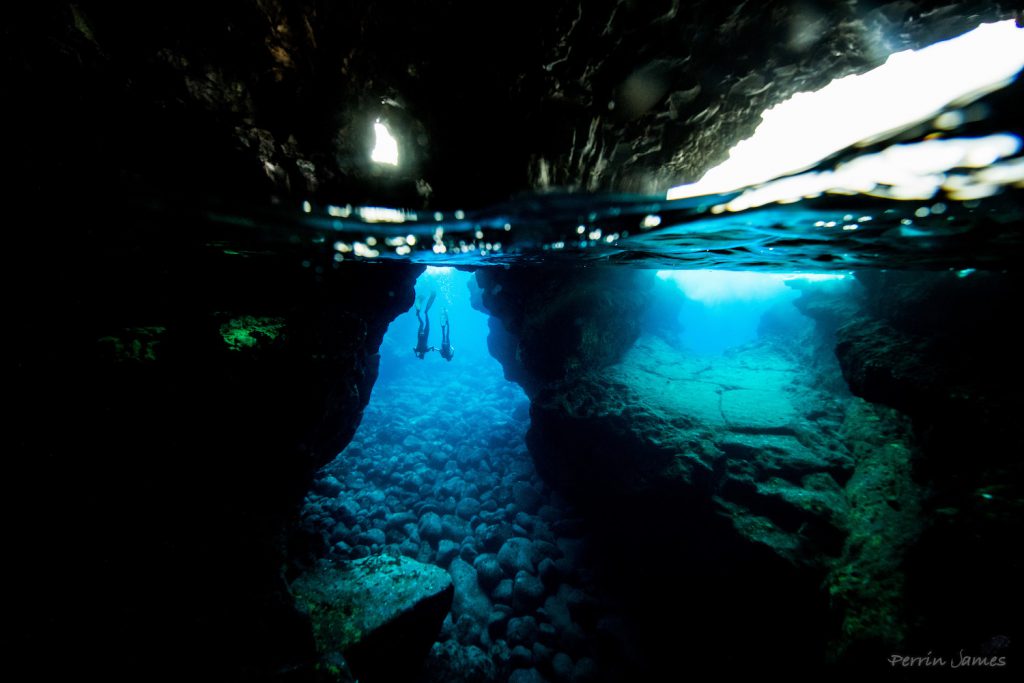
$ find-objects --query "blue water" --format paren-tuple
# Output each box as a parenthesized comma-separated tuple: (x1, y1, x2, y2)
(377, 267, 500, 381)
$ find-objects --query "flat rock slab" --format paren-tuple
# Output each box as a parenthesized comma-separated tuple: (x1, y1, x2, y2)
(721, 388, 796, 432)
(612, 365, 727, 428)
(613, 336, 803, 430)
(292, 556, 453, 682)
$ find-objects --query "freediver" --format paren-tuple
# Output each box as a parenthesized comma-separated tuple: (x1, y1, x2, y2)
(413, 291, 437, 359)
(439, 309, 454, 361)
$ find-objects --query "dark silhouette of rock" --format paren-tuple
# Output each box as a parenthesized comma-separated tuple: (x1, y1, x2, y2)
(828, 270, 1024, 658)
(10, 211, 421, 678)
(475, 267, 654, 395)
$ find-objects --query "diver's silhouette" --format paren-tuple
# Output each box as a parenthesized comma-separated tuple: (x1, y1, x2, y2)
(413, 292, 437, 359)
(439, 309, 454, 361)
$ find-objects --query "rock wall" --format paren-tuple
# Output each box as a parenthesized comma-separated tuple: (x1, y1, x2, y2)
(474, 267, 654, 396)
(830, 270, 1024, 658)
(476, 268, 956, 668)
(10, 207, 422, 678)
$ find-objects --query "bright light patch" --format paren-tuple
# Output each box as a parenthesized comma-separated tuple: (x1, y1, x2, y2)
(352, 242, 380, 258)
(359, 206, 407, 223)
(667, 21, 1024, 201)
(715, 134, 1022, 210)
(657, 270, 846, 304)
(371, 121, 399, 166)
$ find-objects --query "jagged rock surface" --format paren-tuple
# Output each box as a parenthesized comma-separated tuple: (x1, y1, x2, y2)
(474, 267, 653, 396)
(292, 557, 454, 682)
(828, 270, 1024, 656)
(7, 2, 1013, 206)
(529, 335, 855, 566)
(479, 273, 932, 666)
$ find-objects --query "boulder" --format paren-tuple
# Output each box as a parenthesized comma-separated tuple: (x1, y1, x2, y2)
(498, 537, 538, 576)
(292, 557, 453, 682)
(473, 553, 504, 592)
(448, 558, 494, 629)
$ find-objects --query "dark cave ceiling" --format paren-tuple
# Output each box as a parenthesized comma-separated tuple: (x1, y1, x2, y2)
(5, 1, 1018, 209)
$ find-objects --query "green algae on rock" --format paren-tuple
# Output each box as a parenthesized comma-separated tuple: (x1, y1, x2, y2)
(96, 326, 167, 362)
(218, 315, 287, 351)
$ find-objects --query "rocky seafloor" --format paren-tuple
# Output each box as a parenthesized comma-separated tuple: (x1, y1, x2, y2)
(297, 366, 630, 682)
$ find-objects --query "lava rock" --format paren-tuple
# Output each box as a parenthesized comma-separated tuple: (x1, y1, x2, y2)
(509, 668, 550, 683)
(478, 522, 515, 552)
(506, 616, 538, 647)
(537, 558, 560, 588)
(422, 641, 496, 683)
(448, 558, 493, 628)
(456, 497, 482, 520)
(513, 571, 546, 613)
(472, 553, 504, 591)
(510, 645, 534, 668)
(386, 511, 418, 530)
(551, 652, 574, 683)
(358, 529, 386, 547)
(513, 482, 542, 514)
(437, 539, 460, 566)
(487, 609, 510, 641)
(493, 579, 514, 606)
(313, 475, 343, 497)
(418, 512, 443, 545)
(498, 537, 537, 575)
(571, 657, 599, 683)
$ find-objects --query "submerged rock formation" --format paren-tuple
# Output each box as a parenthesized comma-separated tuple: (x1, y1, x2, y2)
(827, 271, 1024, 659)
(477, 268, 939, 668)
(474, 267, 653, 396)
(529, 334, 863, 553)
(292, 556, 454, 682)
(11, 209, 422, 678)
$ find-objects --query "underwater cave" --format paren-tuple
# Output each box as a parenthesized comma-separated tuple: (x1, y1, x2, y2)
(9, 2, 1024, 681)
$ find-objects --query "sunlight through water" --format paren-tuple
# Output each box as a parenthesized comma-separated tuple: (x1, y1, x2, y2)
(667, 20, 1024, 200)
(371, 120, 399, 166)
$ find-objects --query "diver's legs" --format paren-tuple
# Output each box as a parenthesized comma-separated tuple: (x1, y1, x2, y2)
(425, 291, 436, 313)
